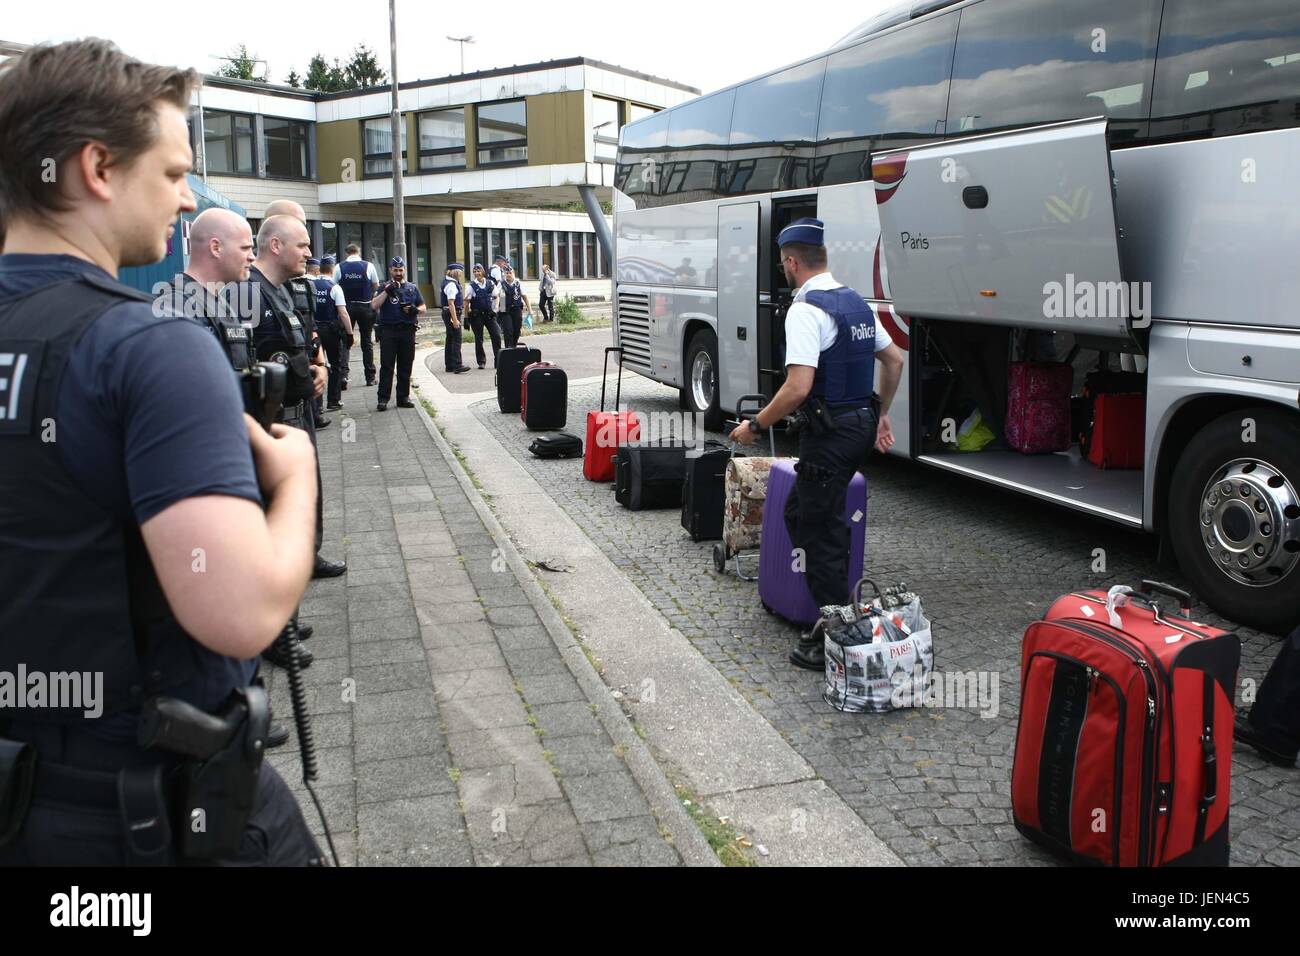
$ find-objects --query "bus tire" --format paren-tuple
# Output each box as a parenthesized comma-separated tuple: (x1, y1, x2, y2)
(683, 328, 724, 432)
(1167, 406, 1300, 634)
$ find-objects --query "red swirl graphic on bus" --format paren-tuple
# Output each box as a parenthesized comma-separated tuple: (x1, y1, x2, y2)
(872, 236, 909, 351)
(872, 152, 909, 204)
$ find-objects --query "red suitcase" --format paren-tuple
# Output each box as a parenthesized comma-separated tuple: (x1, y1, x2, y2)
(584, 347, 640, 482)
(1013, 581, 1239, 866)
(1084, 392, 1144, 470)
(1005, 361, 1072, 454)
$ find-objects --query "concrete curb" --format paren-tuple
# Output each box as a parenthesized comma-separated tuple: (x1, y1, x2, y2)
(408, 352, 720, 868)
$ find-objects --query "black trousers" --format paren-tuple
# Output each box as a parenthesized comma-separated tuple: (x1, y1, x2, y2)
(378, 323, 417, 403)
(1246, 625, 1300, 761)
(442, 308, 464, 372)
(469, 307, 502, 367)
(502, 305, 523, 348)
(539, 293, 555, 322)
(0, 730, 320, 866)
(317, 322, 343, 406)
(783, 405, 878, 609)
(348, 303, 377, 381)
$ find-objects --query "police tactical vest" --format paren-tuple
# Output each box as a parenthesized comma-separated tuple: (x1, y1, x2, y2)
(0, 274, 209, 723)
(246, 267, 315, 404)
(175, 273, 253, 372)
(381, 282, 418, 326)
(337, 259, 374, 304)
(805, 287, 877, 408)
(442, 280, 464, 311)
(502, 280, 523, 309)
(286, 276, 317, 341)
(311, 276, 338, 325)
(469, 278, 495, 312)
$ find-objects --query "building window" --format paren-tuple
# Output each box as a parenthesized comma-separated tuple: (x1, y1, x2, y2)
(523, 232, 537, 280)
(477, 100, 527, 165)
(468, 228, 485, 272)
(204, 111, 255, 174)
(320, 222, 339, 264)
(418, 107, 466, 171)
(628, 103, 658, 123)
(342, 222, 364, 259)
(411, 226, 432, 285)
(593, 96, 623, 162)
(263, 116, 312, 179)
(364, 117, 406, 177)
(555, 231, 569, 277)
(583, 233, 596, 278)
(488, 228, 504, 264)
(364, 222, 387, 276)
(540, 231, 553, 271)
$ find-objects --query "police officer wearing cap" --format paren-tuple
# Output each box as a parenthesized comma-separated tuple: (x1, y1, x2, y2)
(442, 263, 470, 374)
(0, 39, 321, 865)
(730, 217, 905, 671)
(335, 243, 381, 386)
(311, 257, 354, 411)
(370, 256, 426, 410)
(320, 256, 353, 391)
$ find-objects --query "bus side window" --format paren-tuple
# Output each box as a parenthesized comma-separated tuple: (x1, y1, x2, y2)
(1150, 0, 1300, 141)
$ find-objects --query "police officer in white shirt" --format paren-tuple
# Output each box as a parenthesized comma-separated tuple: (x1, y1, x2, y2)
(730, 218, 905, 670)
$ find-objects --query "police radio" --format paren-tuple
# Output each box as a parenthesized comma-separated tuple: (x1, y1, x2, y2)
(239, 361, 287, 432)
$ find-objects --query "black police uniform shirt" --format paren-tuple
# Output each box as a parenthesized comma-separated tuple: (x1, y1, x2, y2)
(0, 254, 263, 744)
(378, 281, 423, 326)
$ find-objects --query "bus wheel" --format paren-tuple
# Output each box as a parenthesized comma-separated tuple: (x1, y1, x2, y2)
(684, 328, 724, 432)
(1167, 407, 1300, 633)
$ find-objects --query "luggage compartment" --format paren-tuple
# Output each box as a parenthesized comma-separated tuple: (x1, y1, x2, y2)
(912, 320, 1146, 526)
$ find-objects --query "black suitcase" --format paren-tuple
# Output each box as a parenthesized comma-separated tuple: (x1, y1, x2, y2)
(1242, 625, 1300, 764)
(614, 441, 688, 510)
(522, 364, 567, 430)
(529, 431, 583, 459)
(680, 441, 729, 541)
(496, 345, 541, 413)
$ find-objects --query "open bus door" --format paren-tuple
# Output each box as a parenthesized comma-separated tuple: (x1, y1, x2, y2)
(873, 118, 1146, 526)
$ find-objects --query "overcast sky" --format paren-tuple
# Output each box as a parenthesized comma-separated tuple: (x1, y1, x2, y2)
(10, 0, 898, 96)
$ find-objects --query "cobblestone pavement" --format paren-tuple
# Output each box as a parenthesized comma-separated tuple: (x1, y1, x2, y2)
(474, 375, 1300, 867)
(262, 377, 682, 867)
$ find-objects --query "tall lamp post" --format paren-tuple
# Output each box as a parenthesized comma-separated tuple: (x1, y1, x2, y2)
(446, 35, 475, 75)
(389, 0, 406, 264)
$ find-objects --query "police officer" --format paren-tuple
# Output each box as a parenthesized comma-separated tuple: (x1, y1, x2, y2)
(261, 200, 348, 584)
(729, 218, 904, 671)
(335, 243, 381, 386)
(311, 258, 354, 410)
(467, 262, 503, 368)
(490, 255, 509, 335)
(321, 256, 352, 391)
(442, 262, 470, 374)
(499, 264, 531, 349)
(370, 256, 426, 410)
(0, 39, 320, 865)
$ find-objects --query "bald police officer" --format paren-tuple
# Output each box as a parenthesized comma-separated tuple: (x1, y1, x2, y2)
(729, 218, 904, 671)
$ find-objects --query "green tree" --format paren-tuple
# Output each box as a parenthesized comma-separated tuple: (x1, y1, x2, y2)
(343, 44, 387, 89)
(285, 69, 302, 88)
(217, 44, 263, 82)
(303, 53, 352, 93)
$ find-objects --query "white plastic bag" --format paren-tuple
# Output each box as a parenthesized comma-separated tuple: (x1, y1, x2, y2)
(822, 580, 934, 714)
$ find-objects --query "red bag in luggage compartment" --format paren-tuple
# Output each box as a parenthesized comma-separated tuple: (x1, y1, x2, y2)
(1085, 393, 1144, 469)
(1012, 581, 1239, 866)
(1006, 361, 1072, 454)
(584, 347, 640, 482)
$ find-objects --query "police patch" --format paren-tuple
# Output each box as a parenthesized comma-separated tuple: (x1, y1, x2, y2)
(0, 339, 44, 434)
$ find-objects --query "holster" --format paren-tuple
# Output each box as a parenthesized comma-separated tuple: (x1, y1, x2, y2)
(170, 685, 270, 860)
(0, 737, 36, 851)
(796, 397, 836, 437)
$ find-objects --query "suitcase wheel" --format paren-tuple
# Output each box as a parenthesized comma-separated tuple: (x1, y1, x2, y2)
(761, 602, 773, 616)
(712, 544, 727, 573)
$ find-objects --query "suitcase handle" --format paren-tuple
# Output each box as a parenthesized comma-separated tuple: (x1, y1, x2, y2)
(1139, 580, 1194, 617)
(726, 394, 775, 456)
(601, 346, 625, 413)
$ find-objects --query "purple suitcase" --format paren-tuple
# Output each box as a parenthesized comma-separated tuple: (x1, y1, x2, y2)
(758, 459, 868, 626)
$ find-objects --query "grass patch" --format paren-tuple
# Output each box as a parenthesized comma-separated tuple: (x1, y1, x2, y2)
(447, 768, 461, 784)
(673, 782, 756, 867)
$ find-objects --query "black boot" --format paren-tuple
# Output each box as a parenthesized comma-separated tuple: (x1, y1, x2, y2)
(1234, 716, 1297, 767)
(266, 721, 291, 749)
(789, 633, 825, 671)
(264, 635, 313, 669)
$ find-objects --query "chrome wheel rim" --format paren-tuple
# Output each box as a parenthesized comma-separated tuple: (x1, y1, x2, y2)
(691, 349, 714, 413)
(1198, 458, 1300, 586)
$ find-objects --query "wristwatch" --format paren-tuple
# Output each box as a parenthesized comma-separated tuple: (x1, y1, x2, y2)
(748, 417, 763, 435)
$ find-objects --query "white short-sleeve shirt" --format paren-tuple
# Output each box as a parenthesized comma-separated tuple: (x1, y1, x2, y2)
(783, 271, 893, 369)
(442, 279, 460, 305)
(327, 282, 347, 308)
(332, 257, 380, 286)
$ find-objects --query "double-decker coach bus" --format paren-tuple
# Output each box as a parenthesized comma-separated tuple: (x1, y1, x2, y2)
(610, 0, 1300, 631)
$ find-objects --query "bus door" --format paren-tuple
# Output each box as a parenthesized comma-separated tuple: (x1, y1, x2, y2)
(717, 202, 760, 415)
(757, 198, 818, 403)
(872, 117, 1137, 345)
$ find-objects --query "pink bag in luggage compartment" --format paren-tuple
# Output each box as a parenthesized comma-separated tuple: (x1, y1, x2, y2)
(1005, 361, 1072, 454)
